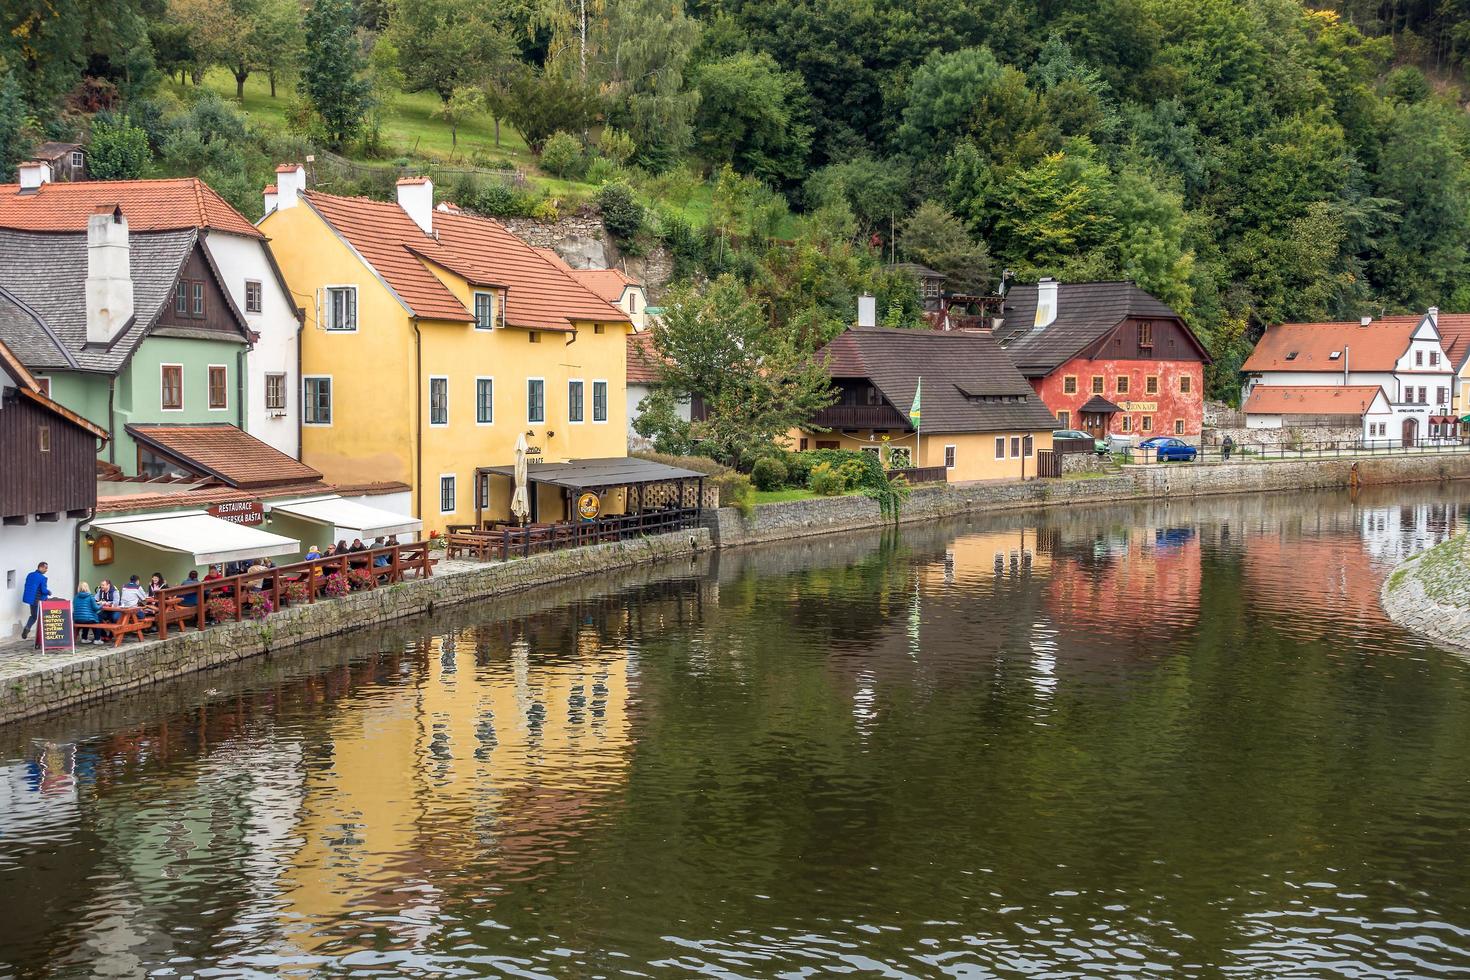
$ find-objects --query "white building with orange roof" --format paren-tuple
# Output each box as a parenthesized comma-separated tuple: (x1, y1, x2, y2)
(1241, 310, 1455, 445)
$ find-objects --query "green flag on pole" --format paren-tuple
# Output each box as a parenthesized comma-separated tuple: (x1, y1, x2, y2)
(909, 377, 922, 431)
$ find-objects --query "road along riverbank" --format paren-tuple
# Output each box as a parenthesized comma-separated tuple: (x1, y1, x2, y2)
(7, 450, 1470, 727)
(1382, 533, 1470, 654)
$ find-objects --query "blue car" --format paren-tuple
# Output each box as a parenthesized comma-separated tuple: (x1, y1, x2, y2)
(1139, 437, 1198, 463)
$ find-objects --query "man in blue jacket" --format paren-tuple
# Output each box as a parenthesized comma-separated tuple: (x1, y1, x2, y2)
(20, 561, 49, 640)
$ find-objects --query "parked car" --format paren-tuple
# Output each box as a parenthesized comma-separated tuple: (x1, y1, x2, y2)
(1139, 436, 1198, 462)
(1052, 429, 1109, 456)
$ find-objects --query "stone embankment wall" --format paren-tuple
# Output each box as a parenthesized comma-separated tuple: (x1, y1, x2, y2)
(1, 530, 709, 727)
(1382, 534, 1470, 654)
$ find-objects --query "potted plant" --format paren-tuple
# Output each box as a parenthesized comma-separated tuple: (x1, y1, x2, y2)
(322, 572, 350, 599)
(347, 568, 376, 591)
(283, 579, 311, 605)
(205, 596, 237, 623)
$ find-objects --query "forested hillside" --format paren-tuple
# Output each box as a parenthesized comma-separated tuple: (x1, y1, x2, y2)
(4, 0, 1470, 392)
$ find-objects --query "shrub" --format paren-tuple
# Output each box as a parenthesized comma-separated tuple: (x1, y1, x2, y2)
(711, 471, 754, 515)
(783, 452, 813, 488)
(347, 568, 376, 591)
(322, 573, 349, 599)
(598, 182, 644, 248)
(205, 596, 238, 623)
(750, 456, 788, 491)
(585, 156, 622, 185)
(631, 450, 730, 476)
(597, 127, 636, 165)
(808, 462, 847, 496)
(532, 197, 560, 221)
(539, 131, 585, 178)
(89, 120, 150, 180)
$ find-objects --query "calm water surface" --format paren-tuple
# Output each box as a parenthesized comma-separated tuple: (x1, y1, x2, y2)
(4, 488, 1470, 978)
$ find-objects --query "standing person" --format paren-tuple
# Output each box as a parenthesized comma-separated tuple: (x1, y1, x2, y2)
(19, 561, 49, 640)
(73, 583, 104, 644)
(1222, 435, 1235, 463)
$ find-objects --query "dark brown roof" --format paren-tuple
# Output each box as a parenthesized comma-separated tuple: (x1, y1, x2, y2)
(125, 423, 322, 489)
(1079, 395, 1123, 414)
(995, 281, 1203, 372)
(815, 326, 1058, 434)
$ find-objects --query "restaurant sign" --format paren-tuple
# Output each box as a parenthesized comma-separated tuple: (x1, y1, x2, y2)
(577, 491, 601, 520)
(38, 598, 74, 654)
(208, 500, 265, 526)
(1116, 401, 1158, 413)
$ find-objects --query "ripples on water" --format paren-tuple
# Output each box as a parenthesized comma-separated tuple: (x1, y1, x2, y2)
(4, 488, 1470, 978)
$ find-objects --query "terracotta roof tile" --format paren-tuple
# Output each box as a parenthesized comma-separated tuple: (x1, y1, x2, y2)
(571, 268, 640, 305)
(1432, 314, 1470, 367)
(627, 331, 663, 383)
(94, 482, 334, 514)
(126, 423, 322, 489)
(0, 177, 262, 238)
(1243, 385, 1388, 416)
(1242, 317, 1419, 373)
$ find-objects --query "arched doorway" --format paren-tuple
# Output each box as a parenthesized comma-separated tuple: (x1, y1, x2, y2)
(1402, 417, 1418, 448)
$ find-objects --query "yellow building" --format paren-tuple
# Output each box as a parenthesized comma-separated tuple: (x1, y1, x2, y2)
(794, 326, 1057, 481)
(258, 167, 633, 533)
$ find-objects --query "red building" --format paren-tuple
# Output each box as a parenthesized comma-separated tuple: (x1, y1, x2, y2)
(993, 279, 1210, 440)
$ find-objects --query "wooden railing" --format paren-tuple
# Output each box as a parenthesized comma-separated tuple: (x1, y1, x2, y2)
(446, 507, 702, 561)
(809, 404, 911, 430)
(886, 465, 947, 485)
(150, 542, 434, 639)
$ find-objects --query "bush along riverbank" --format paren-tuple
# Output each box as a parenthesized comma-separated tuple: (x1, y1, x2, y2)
(1382, 534, 1470, 654)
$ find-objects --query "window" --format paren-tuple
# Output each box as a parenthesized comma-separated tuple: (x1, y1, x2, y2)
(568, 379, 585, 422)
(1416, 350, 1424, 366)
(1420, 386, 1428, 404)
(175, 281, 188, 315)
(995, 437, 1005, 459)
(1174, 419, 1184, 435)
(34, 376, 49, 397)
(1138, 321, 1154, 348)
(192, 281, 204, 316)
(799, 438, 809, 451)
(1092, 376, 1104, 394)
(1121, 415, 1132, 433)
(245, 280, 262, 314)
(1057, 410, 1070, 429)
(38, 425, 50, 453)
(592, 380, 608, 422)
(1180, 376, 1192, 394)
(440, 475, 456, 514)
(527, 378, 545, 423)
(1431, 351, 1441, 366)
(71, 150, 84, 168)
(474, 291, 495, 330)
(265, 373, 286, 411)
(1142, 415, 1153, 432)
(630, 292, 639, 314)
(429, 376, 448, 426)
(944, 445, 956, 468)
(529, 331, 540, 344)
(478, 474, 490, 510)
(207, 365, 228, 409)
(817, 440, 840, 450)
(160, 364, 183, 410)
(1007, 436, 1021, 458)
(476, 378, 494, 424)
(1116, 375, 1130, 395)
(594, 324, 605, 334)
(304, 376, 332, 425)
(1022, 435, 1034, 457)
(888, 447, 912, 468)
(326, 286, 357, 331)
(1439, 387, 1449, 406)
(1146, 376, 1159, 395)
(1063, 376, 1078, 395)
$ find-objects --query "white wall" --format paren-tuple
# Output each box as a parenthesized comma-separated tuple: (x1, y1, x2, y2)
(206, 231, 300, 458)
(626, 382, 691, 444)
(0, 520, 80, 638)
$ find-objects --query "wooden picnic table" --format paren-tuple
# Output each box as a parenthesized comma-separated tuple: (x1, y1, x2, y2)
(88, 605, 153, 647)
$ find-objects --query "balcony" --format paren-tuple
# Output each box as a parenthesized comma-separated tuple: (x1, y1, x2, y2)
(810, 403, 911, 430)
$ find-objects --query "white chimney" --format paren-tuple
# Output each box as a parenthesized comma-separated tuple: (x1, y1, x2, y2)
(85, 206, 133, 345)
(1035, 277, 1059, 329)
(262, 183, 278, 214)
(1428, 306, 1440, 325)
(17, 160, 51, 191)
(275, 164, 306, 209)
(857, 294, 877, 327)
(397, 177, 434, 235)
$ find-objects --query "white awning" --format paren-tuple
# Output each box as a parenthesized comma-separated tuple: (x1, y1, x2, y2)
(268, 495, 421, 538)
(91, 511, 301, 566)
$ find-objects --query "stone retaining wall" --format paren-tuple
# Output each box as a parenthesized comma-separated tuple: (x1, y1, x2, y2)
(0, 530, 709, 727)
(1381, 534, 1470, 654)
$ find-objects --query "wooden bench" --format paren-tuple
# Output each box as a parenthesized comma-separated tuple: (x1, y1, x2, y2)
(83, 607, 152, 647)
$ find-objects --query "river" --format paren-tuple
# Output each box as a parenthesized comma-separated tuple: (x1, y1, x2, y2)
(4, 487, 1470, 978)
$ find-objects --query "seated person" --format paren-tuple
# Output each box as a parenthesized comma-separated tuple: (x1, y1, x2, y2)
(119, 577, 155, 628)
(94, 579, 119, 622)
(73, 582, 104, 644)
(179, 570, 202, 607)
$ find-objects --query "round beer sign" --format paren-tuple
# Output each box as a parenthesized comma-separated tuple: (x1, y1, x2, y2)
(577, 491, 601, 520)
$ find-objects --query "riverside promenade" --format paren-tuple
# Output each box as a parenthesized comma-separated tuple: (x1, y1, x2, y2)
(8, 450, 1470, 727)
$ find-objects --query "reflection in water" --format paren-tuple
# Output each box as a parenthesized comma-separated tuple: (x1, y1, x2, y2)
(4, 486, 1470, 976)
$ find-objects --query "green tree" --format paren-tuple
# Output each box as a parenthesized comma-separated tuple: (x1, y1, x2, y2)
(804, 156, 910, 236)
(596, 0, 701, 170)
(89, 119, 151, 179)
(255, 0, 305, 97)
(0, 70, 32, 176)
(898, 201, 991, 294)
(645, 276, 836, 468)
(493, 68, 600, 152)
(693, 51, 811, 185)
(300, 0, 371, 148)
(388, 0, 517, 104)
(432, 86, 486, 149)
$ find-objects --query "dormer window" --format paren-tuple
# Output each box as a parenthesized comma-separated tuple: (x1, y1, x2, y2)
(1138, 321, 1154, 348)
(1329, 351, 1341, 360)
(1285, 351, 1298, 361)
(474, 291, 496, 330)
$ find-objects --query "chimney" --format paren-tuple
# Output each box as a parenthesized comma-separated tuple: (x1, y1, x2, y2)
(857, 294, 877, 327)
(275, 164, 306, 209)
(1428, 306, 1440, 326)
(262, 183, 278, 214)
(85, 206, 133, 345)
(17, 160, 51, 192)
(1035, 277, 1059, 329)
(397, 177, 434, 235)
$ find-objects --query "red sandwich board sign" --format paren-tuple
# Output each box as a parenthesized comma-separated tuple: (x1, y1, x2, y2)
(37, 598, 74, 654)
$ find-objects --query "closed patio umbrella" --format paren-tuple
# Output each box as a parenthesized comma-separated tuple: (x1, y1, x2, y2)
(512, 433, 531, 526)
